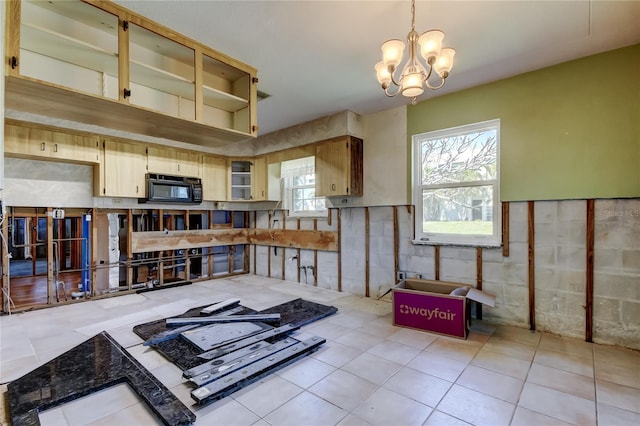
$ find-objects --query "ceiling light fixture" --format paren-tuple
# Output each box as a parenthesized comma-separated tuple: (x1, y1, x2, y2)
(375, 0, 455, 104)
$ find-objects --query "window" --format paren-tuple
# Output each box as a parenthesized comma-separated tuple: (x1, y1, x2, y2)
(281, 156, 326, 216)
(412, 119, 500, 246)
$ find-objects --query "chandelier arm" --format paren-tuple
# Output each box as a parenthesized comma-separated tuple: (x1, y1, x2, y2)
(388, 65, 403, 88)
(424, 77, 446, 90)
(384, 84, 403, 97)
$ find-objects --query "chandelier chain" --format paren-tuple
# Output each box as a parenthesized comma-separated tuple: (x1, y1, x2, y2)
(411, 0, 416, 31)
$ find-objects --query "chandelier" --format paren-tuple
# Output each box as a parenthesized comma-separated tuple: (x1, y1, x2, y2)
(375, 0, 455, 103)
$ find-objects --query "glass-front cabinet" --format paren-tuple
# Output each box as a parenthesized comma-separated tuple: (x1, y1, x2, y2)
(14, 0, 120, 99)
(128, 23, 196, 120)
(5, 0, 258, 145)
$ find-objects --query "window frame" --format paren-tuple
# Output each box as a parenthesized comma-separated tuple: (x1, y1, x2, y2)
(280, 156, 327, 218)
(412, 119, 501, 247)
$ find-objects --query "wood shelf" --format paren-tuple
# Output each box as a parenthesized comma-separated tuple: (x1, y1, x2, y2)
(130, 59, 195, 100)
(21, 23, 118, 75)
(203, 84, 248, 112)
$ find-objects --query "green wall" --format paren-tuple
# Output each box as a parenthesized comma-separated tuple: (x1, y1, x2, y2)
(407, 44, 640, 201)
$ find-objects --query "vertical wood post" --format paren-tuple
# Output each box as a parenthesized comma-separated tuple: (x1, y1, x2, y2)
(393, 206, 399, 283)
(47, 208, 54, 303)
(297, 218, 301, 283)
(337, 209, 342, 292)
(434, 246, 440, 281)
(252, 211, 257, 275)
(365, 207, 370, 297)
(502, 202, 510, 257)
(586, 199, 595, 342)
(281, 210, 286, 280)
(528, 201, 536, 331)
(267, 211, 271, 278)
(476, 247, 483, 320)
(313, 219, 318, 286)
(127, 209, 133, 289)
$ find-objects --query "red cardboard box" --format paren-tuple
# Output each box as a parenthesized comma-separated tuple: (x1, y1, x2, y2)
(393, 278, 496, 339)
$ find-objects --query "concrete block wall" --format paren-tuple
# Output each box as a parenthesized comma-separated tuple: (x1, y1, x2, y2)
(593, 199, 640, 348)
(252, 199, 640, 350)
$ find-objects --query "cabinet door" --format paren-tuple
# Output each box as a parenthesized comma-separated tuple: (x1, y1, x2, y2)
(4, 123, 99, 164)
(4, 124, 53, 157)
(251, 157, 267, 201)
(315, 138, 349, 197)
(176, 151, 201, 177)
(201, 155, 228, 200)
(50, 132, 100, 163)
(147, 146, 175, 175)
(102, 139, 147, 198)
(14, 0, 120, 99)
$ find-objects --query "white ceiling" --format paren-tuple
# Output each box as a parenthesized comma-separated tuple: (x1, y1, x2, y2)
(114, 0, 640, 136)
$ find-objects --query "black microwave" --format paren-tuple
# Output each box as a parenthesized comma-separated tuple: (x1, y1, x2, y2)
(141, 174, 203, 204)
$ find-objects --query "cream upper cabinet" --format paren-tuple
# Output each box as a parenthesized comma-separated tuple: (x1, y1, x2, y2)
(251, 157, 267, 201)
(5, 0, 258, 146)
(201, 155, 228, 201)
(100, 138, 147, 198)
(147, 146, 200, 178)
(315, 136, 363, 197)
(4, 122, 100, 164)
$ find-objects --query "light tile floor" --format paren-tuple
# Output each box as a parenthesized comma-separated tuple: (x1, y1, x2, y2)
(1, 275, 639, 426)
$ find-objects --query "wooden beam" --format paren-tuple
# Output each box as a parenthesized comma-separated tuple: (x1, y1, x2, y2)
(502, 202, 510, 257)
(337, 209, 342, 292)
(47, 208, 54, 304)
(313, 219, 318, 286)
(365, 207, 370, 298)
(586, 199, 595, 342)
(297, 218, 301, 284)
(281, 211, 286, 280)
(393, 206, 399, 283)
(252, 211, 257, 275)
(528, 201, 536, 331)
(127, 209, 133, 289)
(476, 247, 483, 320)
(130, 228, 339, 253)
(434, 246, 440, 281)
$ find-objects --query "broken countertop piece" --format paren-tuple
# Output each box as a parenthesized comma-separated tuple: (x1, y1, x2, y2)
(7, 331, 195, 426)
(165, 313, 281, 327)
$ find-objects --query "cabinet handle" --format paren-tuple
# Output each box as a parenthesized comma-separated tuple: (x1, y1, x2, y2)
(41, 143, 46, 151)
(331, 183, 336, 191)
(123, 88, 131, 98)
(136, 185, 139, 194)
(53, 143, 58, 153)
(10, 56, 18, 69)
(178, 164, 181, 171)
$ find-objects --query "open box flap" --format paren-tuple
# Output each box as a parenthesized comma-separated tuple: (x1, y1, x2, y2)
(466, 288, 496, 307)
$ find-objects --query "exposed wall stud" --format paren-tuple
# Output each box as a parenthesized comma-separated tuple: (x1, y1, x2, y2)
(476, 247, 483, 320)
(502, 202, 510, 257)
(337, 209, 342, 292)
(586, 199, 595, 342)
(253, 211, 257, 275)
(365, 207, 370, 297)
(393, 206, 399, 283)
(313, 219, 318, 286)
(434, 246, 440, 281)
(528, 201, 536, 331)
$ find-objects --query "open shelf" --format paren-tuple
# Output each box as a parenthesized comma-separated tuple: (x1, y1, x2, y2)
(203, 85, 248, 112)
(130, 59, 195, 100)
(21, 23, 119, 75)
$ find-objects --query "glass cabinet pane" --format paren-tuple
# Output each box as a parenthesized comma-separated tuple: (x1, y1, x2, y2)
(19, 0, 119, 99)
(129, 23, 195, 120)
(202, 54, 250, 132)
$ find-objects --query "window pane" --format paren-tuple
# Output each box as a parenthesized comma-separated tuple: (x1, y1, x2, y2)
(420, 129, 497, 185)
(421, 186, 493, 235)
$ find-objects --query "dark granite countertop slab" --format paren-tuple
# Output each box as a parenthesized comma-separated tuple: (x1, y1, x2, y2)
(133, 298, 337, 371)
(7, 331, 195, 426)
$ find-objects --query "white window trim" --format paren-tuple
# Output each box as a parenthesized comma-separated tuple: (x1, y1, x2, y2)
(412, 119, 501, 247)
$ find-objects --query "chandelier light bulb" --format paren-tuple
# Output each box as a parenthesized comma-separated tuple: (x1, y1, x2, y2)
(434, 48, 456, 76)
(381, 39, 405, 68)
(418, 30, 444, 60)
(375, 61, 392, 87)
